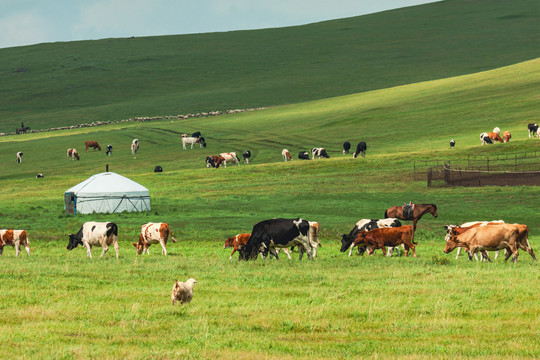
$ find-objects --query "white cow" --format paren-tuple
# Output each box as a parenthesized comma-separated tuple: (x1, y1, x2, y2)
(182, 136, 203, 149)
(132, 222, 177, 255)
(67, 222, 119, 258)
(219, 152, 240, 167)
(0, 230, 30, 256)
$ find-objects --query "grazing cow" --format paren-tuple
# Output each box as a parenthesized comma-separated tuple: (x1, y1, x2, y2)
(36, 173, 44, 178)
(132, 222, 177, 256)
(354, 225, 417, 257)
(239, 218, 315, 261)
(353, 142, 367, 158)
(132, 138, 139, 150)
(528, 123, 538, 138)
(106, 144, 113, 156)
(67, 222, 119, 258)
(340, 218, 402, 256)
(503, 131, 511, 143)
(0, 230, 30, 256)
(444, 221, 505, 260)
(282, 149, 292, 161)
(16, 151, 23, 163)
(298, 151, 310, 160)
(343, 141, 351, 154)
(131, 143, 138, 154)
(182, 136, 204, 149)
(206, 155, 223, 168)
(219, 152, 240, 167)
(154, 165, 163, 173)
(85, 141, 101, 152)
(443, 224, 522, 262)
(480, 132, 503, 145)
(311, 147, 330, 159)
(67, 148, 80, 160)
(493, 127, 501, 135)
(450, 139, 455, 149)
(198, 136, 207, 148)
(171, 278, 197, 306)
(243, 150, 251, 164)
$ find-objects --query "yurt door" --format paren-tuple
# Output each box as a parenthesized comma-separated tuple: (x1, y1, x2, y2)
(64, 192, 76, 214)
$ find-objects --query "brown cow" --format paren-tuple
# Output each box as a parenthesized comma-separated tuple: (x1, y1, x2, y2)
(354, 225, 416, 257)
(443, 224, 522, 262)
(224, 233, 251, 259)
(67, 148, 80, 160)
(132, 222, 177, 256)
(85, 141, 101, 152)
(0, 230, 30, 256)
(443, 221, 505, 260)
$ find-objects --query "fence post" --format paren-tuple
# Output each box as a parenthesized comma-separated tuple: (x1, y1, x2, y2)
(427, 168, 432, 188)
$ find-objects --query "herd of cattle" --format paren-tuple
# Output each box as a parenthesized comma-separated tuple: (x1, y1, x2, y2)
(1, 211, 535, 263)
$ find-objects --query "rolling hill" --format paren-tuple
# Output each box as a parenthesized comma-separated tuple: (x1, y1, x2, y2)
(0, 0, 538, 132)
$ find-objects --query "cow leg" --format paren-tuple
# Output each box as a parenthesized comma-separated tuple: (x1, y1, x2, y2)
(230, 248, 236, 260)
(380, 246, 387, 257)
(348, 243, 356, 256)
(282, 248, 292, 260)
(24, 244, 30, 256)
(493, 251, 499, 260)
(268, 247, 279, 260)
(100, 245, 109, 258)
(113, 240, 119, 259)
(0, 245, 3, 255)
(160, 241, 167, 256)
(15, 243, 21, 257)
(481, 250, 491, 262)
(85, 244, 93, 258)
(517, 240, 537, 260)
(455, 247, 462, 260)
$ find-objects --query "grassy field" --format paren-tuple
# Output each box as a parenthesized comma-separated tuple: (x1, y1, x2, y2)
(0, 58, 539, 358)
(0, 0, 538, 132)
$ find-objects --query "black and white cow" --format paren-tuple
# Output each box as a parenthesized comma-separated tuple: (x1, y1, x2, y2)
(106, 144, 113, 156)
(154, 165, 163, 173)
(353, 142, 367, 158)
(298, 151, 310, 160)
(243, 150, 251, 164)
(192, 131, 201, 138)
(239, 218, 316, 261)
(67, 222, 119, 258)
(16, 152, 23, 163)
(340, 218, 402, 256)
(311, 147, 330, 159)
(450, 139, 455, 149)
(343, 141, 351, 154)
(528, 124, 538, 138)
(480, 132, 493, 145)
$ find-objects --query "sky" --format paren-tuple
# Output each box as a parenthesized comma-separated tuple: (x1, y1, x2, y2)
(0, 0, 440, 49)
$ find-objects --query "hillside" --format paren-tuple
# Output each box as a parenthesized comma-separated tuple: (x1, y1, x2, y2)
(1, 0, 539, 132)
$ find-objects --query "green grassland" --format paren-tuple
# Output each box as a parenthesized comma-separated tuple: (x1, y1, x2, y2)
(0, 57, 539, 359)
(0, 0, 539, 133)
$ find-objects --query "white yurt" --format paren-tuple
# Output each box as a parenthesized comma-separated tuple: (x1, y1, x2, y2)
(64, 172, 151, 214)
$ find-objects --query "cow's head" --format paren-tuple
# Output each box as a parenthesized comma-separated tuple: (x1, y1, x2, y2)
(67, 234, 83, 250)
(224, 236, 235, 248)
(132, 235, 146, 255)
(442, 228, 460, 253)
(206, 156, 215, 168)
(340, 233, 355, 252)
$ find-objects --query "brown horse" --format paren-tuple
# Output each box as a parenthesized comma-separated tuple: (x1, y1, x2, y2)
(384, 203, 438, 230)
(85, 141, 101, 152)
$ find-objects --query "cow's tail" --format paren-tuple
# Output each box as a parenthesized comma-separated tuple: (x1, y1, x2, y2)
(167, 224, 177, 243)
(384, 210, 388, 218)
(410, 227, 417, 245)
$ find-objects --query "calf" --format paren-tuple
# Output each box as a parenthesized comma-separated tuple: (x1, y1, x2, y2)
(354, 225, 417, 257)
(282, 149, 292, 161)
(443, 224, 521, 262)
(528, 123, 538, 138)
(343, 141, 351, 154)
(85, 141, 101, 152)
(106, 144, 113, 156)
(353, 142, 367, 158)
(132, 222, 177, 255)
(243, 150, 251, 164)
(16, 151, 23, 163)
(67, 222, 119, 258)
(340, 218, 402, 256)
(311, 147, 329, 159)
(67, 148, 80, 160)
(224, 233, 251, 259)
(298, 151, 310, 160)
(0, 230, 30, 256)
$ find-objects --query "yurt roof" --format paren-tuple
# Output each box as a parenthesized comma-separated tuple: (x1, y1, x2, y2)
(65, 172, 149, 196)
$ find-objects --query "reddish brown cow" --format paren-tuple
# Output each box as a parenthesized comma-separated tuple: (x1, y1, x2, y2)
(443, 224, 522, 262)
(85, 141, 101, 152)
(224, 233, 251, 259)
(354, 225, 416, 257)
(503, 131, 511, 143)
(0, 230, 30, 256)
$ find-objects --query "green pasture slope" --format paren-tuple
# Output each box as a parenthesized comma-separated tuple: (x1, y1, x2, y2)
(1, 58, 539, 359)
(0, 0, 539, 133)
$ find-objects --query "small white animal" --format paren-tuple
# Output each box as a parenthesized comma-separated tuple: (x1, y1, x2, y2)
(171, 278, 197, 305)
